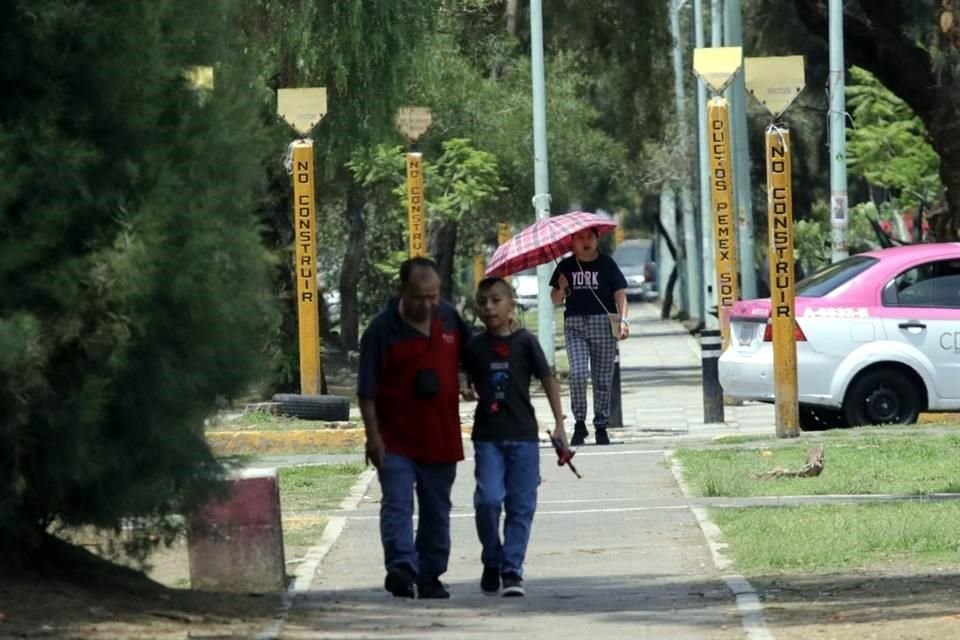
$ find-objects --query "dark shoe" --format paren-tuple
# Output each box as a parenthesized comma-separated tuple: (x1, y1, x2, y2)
(595, 428, 610, 445)
(384, 566, 415, 598)
(480, 567, 500, 595)
(501, 572, 525, 597)
(570, 420, 588, 447)
(417, 576, 451, 599)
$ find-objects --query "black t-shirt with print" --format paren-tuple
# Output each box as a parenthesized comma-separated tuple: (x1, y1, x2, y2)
(549, 254, 627, 317)
(462, 329, 552, 442)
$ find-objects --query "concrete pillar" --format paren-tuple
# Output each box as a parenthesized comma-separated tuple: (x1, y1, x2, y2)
(188, 467, 286, 592)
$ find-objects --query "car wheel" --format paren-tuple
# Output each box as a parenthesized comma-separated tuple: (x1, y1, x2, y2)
(842, 369, 921, 427)
(799, 405, 848, 431)
(272, 393, 350, 421)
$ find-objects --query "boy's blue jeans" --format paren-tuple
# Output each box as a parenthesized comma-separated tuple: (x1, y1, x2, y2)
(379, 452, 457, 581)
(473, 440, 540, 577)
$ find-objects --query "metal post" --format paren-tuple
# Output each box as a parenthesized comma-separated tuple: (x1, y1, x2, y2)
(701, 329, 724, 423)
(694, 0, 717, 330)
(724, 0, 757, 300)
(659, 187, 678, 312)
(671, 0, 702, 321)
(711, 0, 723, 46)
(829, 0, 849, 261)
(530, 0, 555, 365)
(609, 346, 623, 428)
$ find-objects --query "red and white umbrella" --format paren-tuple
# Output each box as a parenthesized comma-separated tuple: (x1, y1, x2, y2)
(484, 211, 617, 278)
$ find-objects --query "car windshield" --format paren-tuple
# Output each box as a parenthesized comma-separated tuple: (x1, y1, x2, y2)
(795, 255, 878, 297)
(613, 246, 650, 266)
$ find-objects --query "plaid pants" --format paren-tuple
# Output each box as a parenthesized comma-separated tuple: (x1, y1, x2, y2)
(564, 314, 618, 428)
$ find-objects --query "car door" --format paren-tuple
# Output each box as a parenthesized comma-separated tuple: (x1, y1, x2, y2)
(879, 258, 960, 402)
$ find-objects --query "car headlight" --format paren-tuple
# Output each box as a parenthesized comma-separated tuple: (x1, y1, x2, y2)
(627, 275, 645, 286)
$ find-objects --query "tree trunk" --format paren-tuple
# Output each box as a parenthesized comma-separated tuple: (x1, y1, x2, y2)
(339, 176, 365, 351)
(505, 0, 518, 36)
(793, 0, 960, 239)
(427, 219, 458, 302)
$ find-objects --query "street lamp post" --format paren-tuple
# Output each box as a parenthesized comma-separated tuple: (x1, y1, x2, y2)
(531, 0, 555, 365)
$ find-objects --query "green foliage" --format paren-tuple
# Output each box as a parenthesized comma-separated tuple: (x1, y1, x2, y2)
(347, 139, 504, 314)
(846, 66, 942, 202)
(0, 1, 275, 560)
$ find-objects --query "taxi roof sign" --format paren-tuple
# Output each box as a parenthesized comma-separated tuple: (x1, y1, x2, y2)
(396, 107, 433, 143)
(744, 56, 805, 118)
(692, 47, 743, 93)
(277, 88, 328, 136)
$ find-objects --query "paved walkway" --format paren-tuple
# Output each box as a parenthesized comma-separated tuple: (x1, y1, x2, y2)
(271, 304, 775, 639)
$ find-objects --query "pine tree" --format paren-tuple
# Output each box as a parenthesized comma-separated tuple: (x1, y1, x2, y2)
(0, 0, 275, 564)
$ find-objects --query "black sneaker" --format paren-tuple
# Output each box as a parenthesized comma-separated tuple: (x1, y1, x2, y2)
(501, 572, 525, 597)
(480, 567, 500, 595)
(384, 566, 415, 598)
(595, 428, 610, 445)
(570, 420, 588, 446)
(417, 576, 451, 599)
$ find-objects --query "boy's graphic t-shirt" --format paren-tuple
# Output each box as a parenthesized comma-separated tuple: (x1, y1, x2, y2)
(549, 253, 627, 317)
(462, 329, 552, 442)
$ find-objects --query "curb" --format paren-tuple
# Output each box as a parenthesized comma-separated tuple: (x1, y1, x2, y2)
(665, 450, 774, 640)
(207, 425, 475, 456)
(207, 429, 365, 456)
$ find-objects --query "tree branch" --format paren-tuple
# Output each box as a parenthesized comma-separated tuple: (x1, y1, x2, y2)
(793, 0, 939, 120)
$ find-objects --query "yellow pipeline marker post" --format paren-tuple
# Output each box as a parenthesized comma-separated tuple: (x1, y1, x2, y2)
(278, 88, 327, 396)
(694, 47, 744, 420)
(497, 223, 512, 282)
(396, 107, 433, 258)
(473, 253, 485, 288)
(405, 153, 426, 257)
(706, 98, 740, 350)
(746, 56, 805, 439)
(497, 222, 512, 246)
(614, 210, 625, 247)
(765, 129, 799, 438)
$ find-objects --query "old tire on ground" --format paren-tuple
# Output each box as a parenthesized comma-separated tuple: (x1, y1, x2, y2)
(272, 393, 350, 421)
(799, 405, 848, 431)
(842, 369, 921, 427)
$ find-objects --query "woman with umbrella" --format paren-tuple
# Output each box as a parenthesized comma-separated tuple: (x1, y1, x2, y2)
(484, 211, 629, 446)
(549, 227, 629, 446)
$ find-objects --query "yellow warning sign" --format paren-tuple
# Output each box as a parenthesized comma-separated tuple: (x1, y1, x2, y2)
(396, 107, 433, 143)
(744, 56, 805, 118)
(692, 47, 743, 94)
(277, 88, 328, 136)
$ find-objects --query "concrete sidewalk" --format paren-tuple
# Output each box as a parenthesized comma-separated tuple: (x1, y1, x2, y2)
(266, 304, 773, 638)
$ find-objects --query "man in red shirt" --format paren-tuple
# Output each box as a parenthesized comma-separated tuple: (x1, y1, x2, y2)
(357, 257, 470, 599)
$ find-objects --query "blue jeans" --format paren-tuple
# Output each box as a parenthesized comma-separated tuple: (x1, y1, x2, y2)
(378, 452, 457, 581)
(473, 441, 540, 577)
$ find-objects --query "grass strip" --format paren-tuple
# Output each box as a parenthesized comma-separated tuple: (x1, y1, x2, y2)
(279, 463, 366, 559)
(675, 432, 960, 497)
(711, 502, 960, 573)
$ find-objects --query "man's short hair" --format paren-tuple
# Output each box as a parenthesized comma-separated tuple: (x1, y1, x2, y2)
(399, 257, 440, 288)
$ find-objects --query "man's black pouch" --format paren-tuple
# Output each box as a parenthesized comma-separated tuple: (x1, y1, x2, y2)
(414, 369, 439, 398)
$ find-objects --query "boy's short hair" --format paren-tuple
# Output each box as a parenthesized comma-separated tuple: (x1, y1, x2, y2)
(476, 276, 514, 299)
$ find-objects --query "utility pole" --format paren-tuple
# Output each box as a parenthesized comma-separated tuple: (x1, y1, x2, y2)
(671, 0, 702, 321)
(694, 0, 716, 330)
(712, 0, 723, 46)
(531, 0, 555, 365)
(723, 0, 757, 299)
(829, 0, 849, 261)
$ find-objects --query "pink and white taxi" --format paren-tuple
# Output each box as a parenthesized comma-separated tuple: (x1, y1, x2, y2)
(719, 243, 960, 429)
